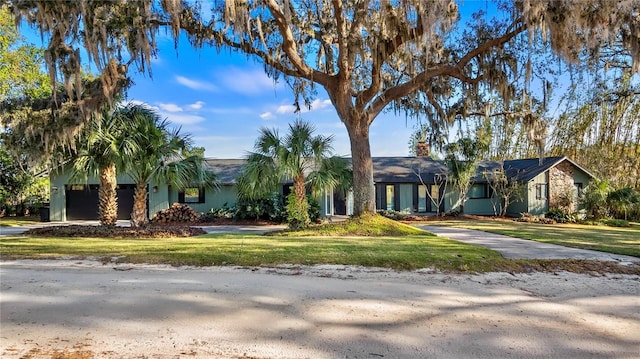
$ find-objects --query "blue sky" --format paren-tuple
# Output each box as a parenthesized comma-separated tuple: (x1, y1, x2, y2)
(125, 34, 416, 159)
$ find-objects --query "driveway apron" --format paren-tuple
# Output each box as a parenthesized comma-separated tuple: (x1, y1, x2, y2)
(418, 225, 639, 264)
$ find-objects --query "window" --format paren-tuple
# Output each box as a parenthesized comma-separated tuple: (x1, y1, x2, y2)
(178, 187, 205, 203)
(417, 185, 427, 212)
(386, 185, 395, 210)
(469, 184, 490, 199)
(536, 183, 548, 200)
(325, 191, 332, 216)
(430, 184, 440, 209)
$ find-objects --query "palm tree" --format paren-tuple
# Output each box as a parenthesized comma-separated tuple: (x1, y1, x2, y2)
(238, 120, 351, 228)
(71, 108, 135, 226)
(121, 104, 216, 227)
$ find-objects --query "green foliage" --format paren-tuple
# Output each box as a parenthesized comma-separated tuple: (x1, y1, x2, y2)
(235, 193, 285, 222)
(607, 187, 640, 221)
(205, 204, 235, 220)
(0, 144, 47, 216)
(307, 195, 320, 223)
(285, 191, 311, 230)
(377, 209, 410, 220)
(444, 137, 489, 212)
(273, 212, 432, 237)
(580, 180, 612, 220)
(545, 208, 576, 224)
(118, 103, 217, 226)
(237, 120, 351, 201)
(0, 6, 51, 102)
(601, 219, 631, 228)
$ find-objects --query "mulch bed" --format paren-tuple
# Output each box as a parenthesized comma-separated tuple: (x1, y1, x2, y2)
(24, 225, 206, 238)
(22, 217, 282, 238)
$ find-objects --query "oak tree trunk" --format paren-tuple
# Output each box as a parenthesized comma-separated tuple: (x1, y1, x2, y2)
(98, 163, 118, 226)
(130, 182, 148, 227)
(344, 118, 376, 216)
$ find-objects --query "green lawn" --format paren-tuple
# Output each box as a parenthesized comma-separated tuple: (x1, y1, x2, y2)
(428, 219, 640, 257)
(0, 233, 508, 271)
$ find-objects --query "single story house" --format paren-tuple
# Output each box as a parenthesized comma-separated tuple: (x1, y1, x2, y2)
(48, 155, 594, 221)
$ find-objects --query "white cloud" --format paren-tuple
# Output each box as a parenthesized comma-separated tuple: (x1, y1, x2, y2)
(216, 66, 280, 96)
(188, 101, 205, 110)
(276, 104, 297, 114)
(163, 113, 206, 126)
(175, 75, 217, 91)
(309, 98, 333, 110)
(260, 111, 275, 120)
(158, 103, 183, 112)
(275, 98, 333, 115)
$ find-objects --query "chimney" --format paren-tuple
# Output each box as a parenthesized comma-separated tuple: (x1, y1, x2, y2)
(416, 142, 430, 157)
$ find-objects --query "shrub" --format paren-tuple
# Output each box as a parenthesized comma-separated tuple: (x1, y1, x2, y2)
(580, 180, 611, 220)
(601, 219, 631, 227)
(545, 208, 576, 224)
(286, 192, 311, 229)
(516, 212, 555, 224)
(377, 209, 409, 220)
(200, 204, 236, 222)
(235, 192, 285, 222)
(307, 195, 321, 223)
(607, 187, 640, 220)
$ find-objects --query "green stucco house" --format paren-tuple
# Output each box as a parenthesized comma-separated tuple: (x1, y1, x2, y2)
(48, 155, 593, 222)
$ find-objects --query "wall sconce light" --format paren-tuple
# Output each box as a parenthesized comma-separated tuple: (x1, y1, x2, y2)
(52, 186, 58, 194)
(153, 186, 158, 193)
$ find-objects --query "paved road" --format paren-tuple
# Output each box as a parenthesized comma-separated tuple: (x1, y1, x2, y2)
(419, 225, 639, 264)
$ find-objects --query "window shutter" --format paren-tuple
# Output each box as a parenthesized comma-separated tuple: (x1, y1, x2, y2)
(199, 188, 205, 203)
(178, 191, 185, 203)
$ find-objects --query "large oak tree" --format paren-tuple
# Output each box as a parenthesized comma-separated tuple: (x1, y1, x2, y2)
(6, 0, 640, 216)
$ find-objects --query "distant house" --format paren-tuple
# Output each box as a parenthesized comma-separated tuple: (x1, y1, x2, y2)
(48, 156, 594, 222)
(372, 156, 594, 217)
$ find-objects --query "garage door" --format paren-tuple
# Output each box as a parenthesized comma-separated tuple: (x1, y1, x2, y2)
(65, 184, 138, 220)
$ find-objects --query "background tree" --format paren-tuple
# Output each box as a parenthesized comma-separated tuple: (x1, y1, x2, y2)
(444, 137, 488, 213)
(7, 1, 640, 217)
(0, 5, 49, 102)
(580, 179, 611, 220)
(121, 104, 216, 227)
(607, 187, 640, 221)
(0, 143, 35, 216)
(483, 165, 525, 217)
(238, 120, 351, 229)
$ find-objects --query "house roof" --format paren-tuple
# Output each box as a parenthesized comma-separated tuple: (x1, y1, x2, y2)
(370, 156, 595, 184)
(203, 156, 595, 185)
(502, 156, 596, 182)
(203, 158, 247, 184)
(372, 157, 448, 183)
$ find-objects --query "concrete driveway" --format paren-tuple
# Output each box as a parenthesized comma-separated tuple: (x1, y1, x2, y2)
(419, 225, 639, 264)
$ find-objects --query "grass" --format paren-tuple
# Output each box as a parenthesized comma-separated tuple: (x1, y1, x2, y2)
(429, 219, 640, 257)
(275, 212, 430, 237)
(1, 214, 638, 274)
(0, 216, 41, 227)
(0, 232, 506, 271)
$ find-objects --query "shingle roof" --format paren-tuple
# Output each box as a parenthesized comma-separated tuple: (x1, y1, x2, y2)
(204, 159, 247, 184)
(372, 157, 448, 183)
(203, 156, 594, 185)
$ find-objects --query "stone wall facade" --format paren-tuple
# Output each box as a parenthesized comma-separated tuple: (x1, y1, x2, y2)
(548, 161, 574, 211)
